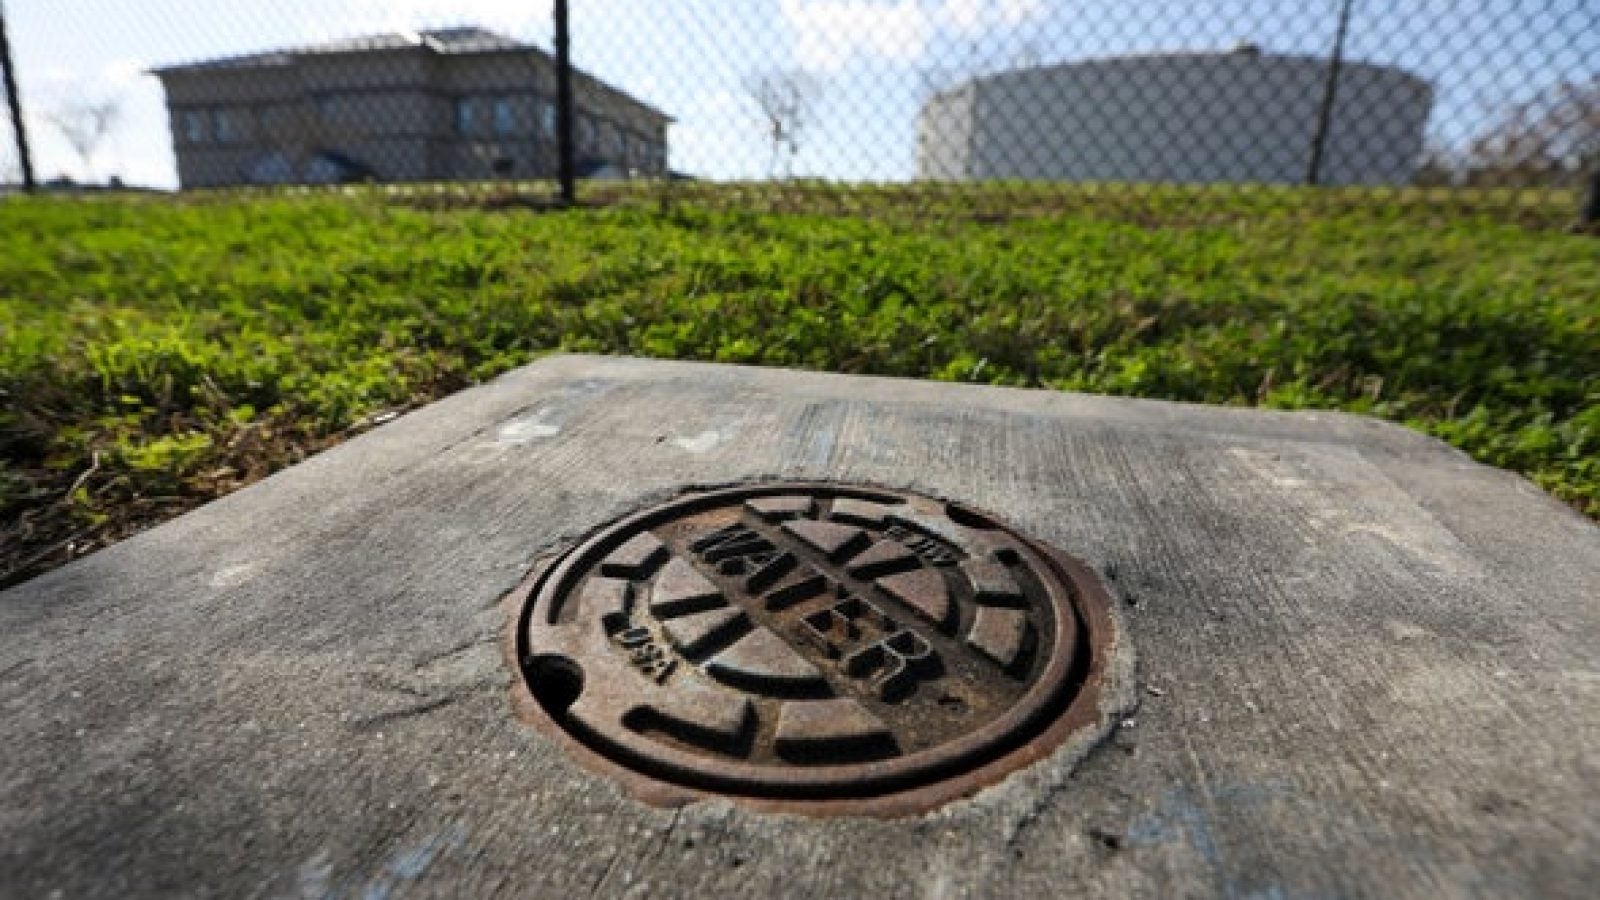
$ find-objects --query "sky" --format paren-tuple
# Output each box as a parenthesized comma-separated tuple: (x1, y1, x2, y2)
(1, 0, 1594, 189)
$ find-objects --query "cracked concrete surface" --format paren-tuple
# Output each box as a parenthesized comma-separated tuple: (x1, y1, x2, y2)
(2, 355, 1597, 898)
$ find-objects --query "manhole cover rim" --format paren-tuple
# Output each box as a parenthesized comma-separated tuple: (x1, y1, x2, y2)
(508, 481, 1116, 812)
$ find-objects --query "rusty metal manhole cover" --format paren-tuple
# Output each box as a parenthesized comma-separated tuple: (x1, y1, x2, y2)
(506, 483, 1116, 815)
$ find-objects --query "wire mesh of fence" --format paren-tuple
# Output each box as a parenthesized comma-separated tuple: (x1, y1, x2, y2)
(0, 1, 1595, 226)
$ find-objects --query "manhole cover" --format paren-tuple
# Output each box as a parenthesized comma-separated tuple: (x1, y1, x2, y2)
(506, 482, 1117, 815)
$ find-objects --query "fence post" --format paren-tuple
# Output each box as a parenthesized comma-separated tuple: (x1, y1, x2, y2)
(0, 0, 36, 191)
(554, 0, 575, 205)
(1306, 0, 1353, 186)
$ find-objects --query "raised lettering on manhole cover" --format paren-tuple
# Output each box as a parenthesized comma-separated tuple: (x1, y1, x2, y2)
(506, 483, 1117, 815)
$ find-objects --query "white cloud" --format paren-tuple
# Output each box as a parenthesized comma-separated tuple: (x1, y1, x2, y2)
(19, 57, 170, 185)
(780, 0, 1049, 72)
(309, 0, 542, 43)
(670, 88, 771, 179)
(939, 0, 1046, 32)
(35, 66, 79, 88)
(937, 0, 985, 33)
(996, 0, 1044, 26)
(100, 57, 151, 88)
(780, 0, 932, 73)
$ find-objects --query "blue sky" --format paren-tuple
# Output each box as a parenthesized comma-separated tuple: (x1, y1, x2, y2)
(3, 0, 1594, 188)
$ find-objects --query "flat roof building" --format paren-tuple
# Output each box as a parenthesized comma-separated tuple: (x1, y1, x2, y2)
(918, 48, 1432, 186)
(151, 27, 671, 188)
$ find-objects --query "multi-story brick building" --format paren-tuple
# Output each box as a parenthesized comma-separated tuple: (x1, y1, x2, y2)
(151, 27, 671, 188)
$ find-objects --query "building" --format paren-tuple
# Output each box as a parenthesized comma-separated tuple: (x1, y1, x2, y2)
(151, 27, 671, 188)
(918, 47, 1433, 186)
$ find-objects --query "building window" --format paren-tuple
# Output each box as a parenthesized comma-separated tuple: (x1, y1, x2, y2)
(180, 110, 206, 144)
(492, 97, 516, 136)
(577, 117, 594, 152)
(538, 100, 555, 139)
(455, 97, 480, 136)
(212, 109, 243, 143)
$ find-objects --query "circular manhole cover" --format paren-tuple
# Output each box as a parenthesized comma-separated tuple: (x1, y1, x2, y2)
(506, 482, 1117, 815)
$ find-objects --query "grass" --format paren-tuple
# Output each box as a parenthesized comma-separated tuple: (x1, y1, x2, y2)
(1, 186, 1596, 586)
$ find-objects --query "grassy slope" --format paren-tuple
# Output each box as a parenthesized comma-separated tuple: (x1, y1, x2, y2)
(2, 192, 1596, 585)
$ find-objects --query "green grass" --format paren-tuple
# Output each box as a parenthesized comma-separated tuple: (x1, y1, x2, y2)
(1, 188, 1596, 585)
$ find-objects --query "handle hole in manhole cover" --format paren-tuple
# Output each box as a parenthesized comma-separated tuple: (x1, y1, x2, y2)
(526, 655, 585, 721)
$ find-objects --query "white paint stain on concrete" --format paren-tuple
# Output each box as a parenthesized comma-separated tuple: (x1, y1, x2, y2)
(209, 562, 257, 589)
(496, 410, 562, 444)
(672, 428, 731, 454)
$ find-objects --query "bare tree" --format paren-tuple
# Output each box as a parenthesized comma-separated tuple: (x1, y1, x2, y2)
(47, 97, 120, 183)
(1012, 41, 1042, 70)
(1466, 78, 1599, 187)
(1412, 140, 1462, 187)
(744, 70, 819, 179)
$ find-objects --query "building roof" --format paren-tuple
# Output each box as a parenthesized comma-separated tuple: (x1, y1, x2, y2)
(149, 26, 671, 122)
(149, 27, 530, 74)
(928, 47, 1429, 104)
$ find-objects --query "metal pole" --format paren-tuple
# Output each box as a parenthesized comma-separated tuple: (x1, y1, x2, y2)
(554, 0, 575, 205)
(1306, 0, 1353, 186)
(0, 0, 36, 191)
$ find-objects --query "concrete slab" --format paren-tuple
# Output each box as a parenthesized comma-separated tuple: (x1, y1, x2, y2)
(2, 355, 1596, 898)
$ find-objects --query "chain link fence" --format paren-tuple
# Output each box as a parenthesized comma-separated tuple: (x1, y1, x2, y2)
(2, 1, 1596, 226)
